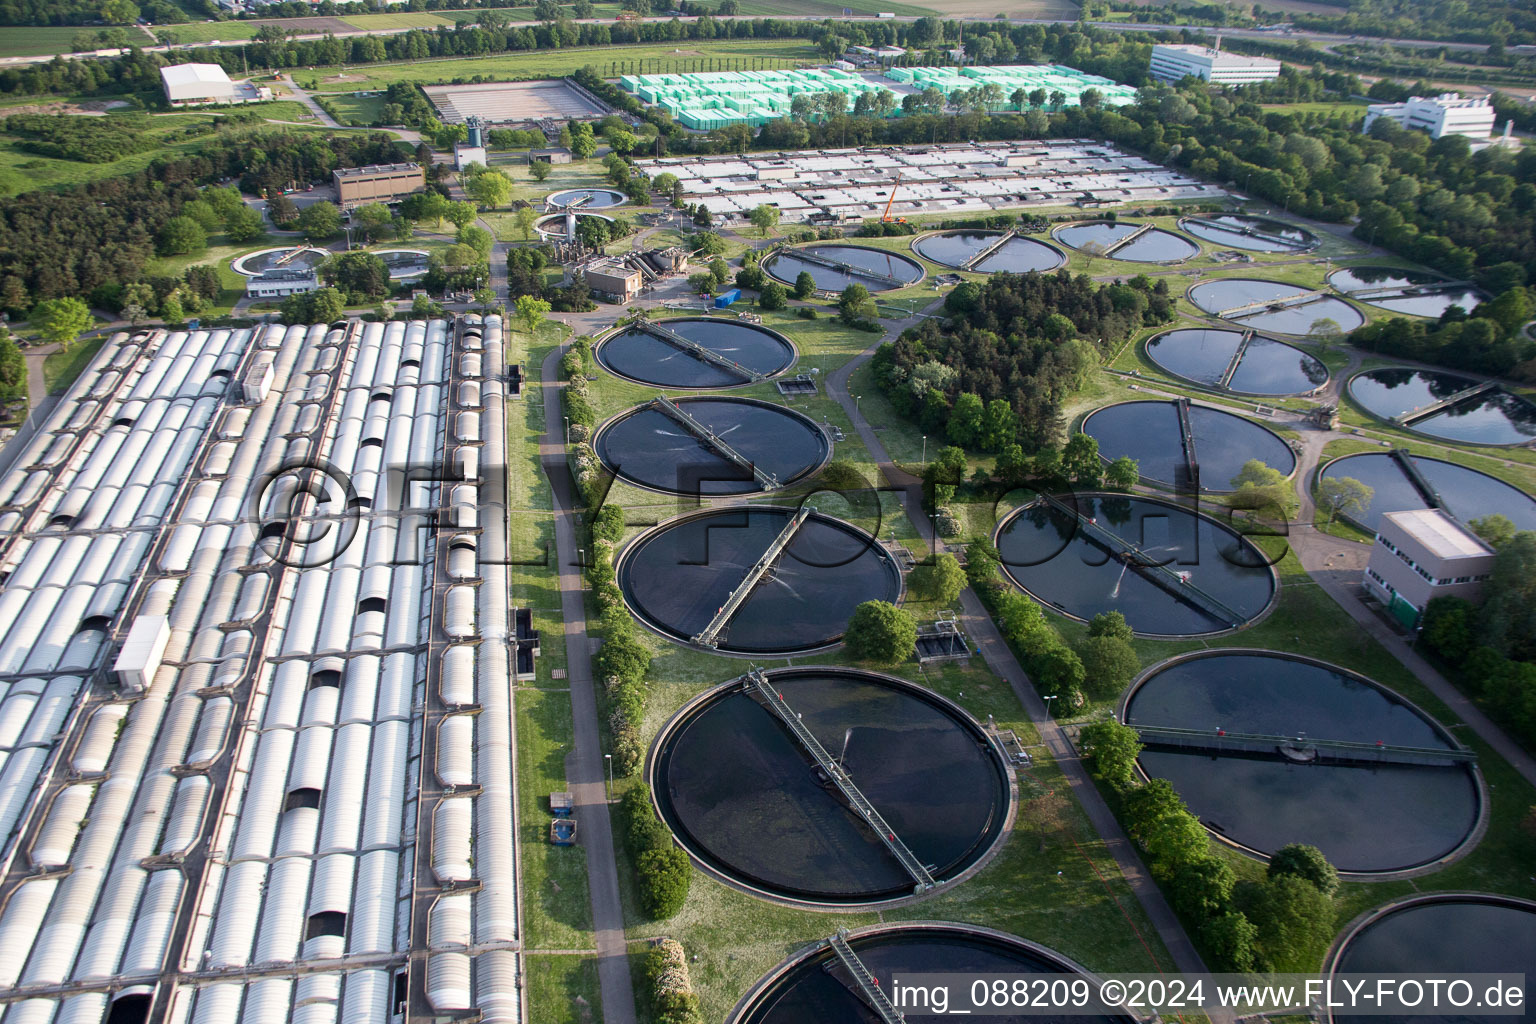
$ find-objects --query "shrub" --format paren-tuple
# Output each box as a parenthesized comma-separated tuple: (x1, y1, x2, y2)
(1073, 634, 1140, 701)
(591, 504, 626, 544)
(637, 847, 691, 919)
(796, 306, 816, 319)
(1266, 843, 1339, 896)
(843, 600, 917, 664)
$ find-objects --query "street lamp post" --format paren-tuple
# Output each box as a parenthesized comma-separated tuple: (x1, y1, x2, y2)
(604, 754, 613, 802)
(1043, 694, 1058, 718)
(922, 435, 927, 463)
(854, 394, 861, 415)
(563, 415, 569, 445)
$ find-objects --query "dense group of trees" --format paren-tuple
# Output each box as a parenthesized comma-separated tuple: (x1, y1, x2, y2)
(2, 112, 156, 162)
(873, 270, 1173, 451)
(1348, 291, 1536, 376)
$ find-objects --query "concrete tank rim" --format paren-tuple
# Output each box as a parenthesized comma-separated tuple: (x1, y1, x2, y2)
(1141, 324, 1332, 398)
(909, 228, 1067, 273)
(593, 314, 799, 391)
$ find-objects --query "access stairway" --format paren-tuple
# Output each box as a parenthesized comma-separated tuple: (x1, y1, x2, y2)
(1101, 222, 1154, 256)
(825, 929, 907, 1023)
(960, 229, 1017, 270)
(1391, 380, 1497, 426)
(634, 318, 765, 382)
(1133, 724, 1476, 768)
(1217, 331, 1255, 390)
(744, 668, 937, 893)
(690, 507, 811, 648)
(1037, 492, 1246, 628)
(1215, 288, 1329, 320)
(780, 246, 906, 287)
(649, 394, 778, 491)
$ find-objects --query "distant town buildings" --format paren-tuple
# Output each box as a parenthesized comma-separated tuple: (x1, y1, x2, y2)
(333, 163, 425, 206)
(1364, 508, 1496, 628)
(159, 63, 273, 106)
(1149, 44, 1281, 84)
(1363, 93, 1498, 140)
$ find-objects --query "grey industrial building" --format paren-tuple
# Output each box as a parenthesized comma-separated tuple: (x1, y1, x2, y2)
(0, 317, 526, 1022)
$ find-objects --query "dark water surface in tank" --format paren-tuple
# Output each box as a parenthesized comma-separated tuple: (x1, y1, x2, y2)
(912, 231, 1066, 272)
(1082, 400, 1296, 489)
(995, 494, 1275, 636)
(654, 671, 1009, 903)
(1145, 327, 1328, 395)
(1330, 266, 1486, 319)
(1189, 277, 1365, 334)
(736, 926, 1136, 1024)
(596, 398, 828, 495)
(1053, 221, 1198, 262)
(1334, 899, 1536, 1024)
(1125, 652, 1479, 873)
(1317, 452, 1536, 533)
(765, 245, 924, 292)
(596, 318, 795, 389)
(1349, 368, 1536, 445)
(1180, 215, 1317, 253)
(545, 187, 626, 208)
(619, 507, 900, 654)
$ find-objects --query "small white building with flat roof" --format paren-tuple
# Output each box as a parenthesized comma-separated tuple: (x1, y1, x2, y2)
(1150, 44, 1280, 84)
(1364, 508, 1496, 628)
(1363, 93, 1497, 140)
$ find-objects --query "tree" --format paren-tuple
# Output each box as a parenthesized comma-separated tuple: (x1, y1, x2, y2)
(1471, 514, 1518, 549)
(468, 170, 513, 210)
(1061, 433, 1101, 487)
(1202, 912, 1259, 972)
(995, 443, 1027, 485)
(910, 552, 966, 605)
(606, 127, 637, 155)
(100, 0, 139, 23)
(158, 291, 185, 326)
(456, 224, 494, 260)
(353, 202, 393, 242)
(1308, 317, 1343, 349)
(1105, 455, 1138, 491)
(529, 159, 552, 183)
(1074, 635, 1140, 701)
(267, 193, 299, 227)
(1236, 874, 1336, 973)
(569, 124, 597, 161)
(708, 257, 730, 290)
(325, 251, 390, 299)
(1317, 476, 1373, 524)
(748, 203, 780, 237)
(156, 216, 207, 257)
(30, 297, 93, 349)
(0, 329, 24, 397)
(1267, 843, 1339, 896)
(838, 282, 875, 325)
(636, 846, 691, 919)
(515, 295, 552, 336)
(843, 600, 917, 664)
(224, 204, 265, 243)
(309, 287, 346, 323)
(121, 281, 156, 321)
(297, 202, 342, 241)
(514, 207, 538, 241)
(1079, 719, 1141, 789)
(445, 200, 477, 230)
(948, 392, 985, 447)
(793, 271, 816, 300)
(1125, 778, 1209, 870)
(1088, 611, 1134, 643)
(758, 281, 787, 310)
(1169, 854, 1236, 919)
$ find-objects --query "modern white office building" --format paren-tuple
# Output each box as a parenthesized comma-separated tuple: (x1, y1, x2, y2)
(1363, 93, 1498, 140)
(1363, 508, 1496, 627)
(1149, 44, 1281, 84)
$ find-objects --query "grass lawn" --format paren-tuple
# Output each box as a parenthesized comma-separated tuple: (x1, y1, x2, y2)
(0, 25, 141, 58)
(320, 92, 387, 127)
(302, 39, 821, 92)
(42, 336, 106, 394)
(526, 954, 602, 1024)
(516, 689, 597, 951)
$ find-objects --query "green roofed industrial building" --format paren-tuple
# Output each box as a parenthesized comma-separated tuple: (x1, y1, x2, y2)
(620, 65, 1138, 131)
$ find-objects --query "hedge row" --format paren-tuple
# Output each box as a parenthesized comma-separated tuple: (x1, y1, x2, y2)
(646, 937, 704, 1024)
(620, 785, 691, 922)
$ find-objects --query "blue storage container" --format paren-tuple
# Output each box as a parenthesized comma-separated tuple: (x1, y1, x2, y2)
(714, 288, 741, 308)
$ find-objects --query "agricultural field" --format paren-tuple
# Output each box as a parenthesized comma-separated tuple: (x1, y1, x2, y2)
(0, 25, 152, 59)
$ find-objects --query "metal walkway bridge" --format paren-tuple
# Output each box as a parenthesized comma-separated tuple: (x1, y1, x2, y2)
(825, 929, 906, 1023)
(650, 394, 778, 491)
(1215, 288, 1329, 320)
(1185, 218, 1299, 249)
(779, 246, 906, 287)
(1038, 493, 1245, 628)
(961, 230, 1017, 270)
(1102, 222, 1154, 256)
(1389, 448, 1449, 514)
(745, 668, 936, 893)
(1348, 280, 1473, 302)
(691, 507, 811, 648)
(1174, 397, 1200, 492)
(1217, 331, 1254, 390)
(635, 318, 765, 382)
(1392, 380, 1497, 426)
(1133, 724, 1476, 768)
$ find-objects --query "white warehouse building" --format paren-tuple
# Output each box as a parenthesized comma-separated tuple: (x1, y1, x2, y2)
(1363, 93, 1498, 140)
(0, 316, 526, 1022)
(1149, 44, 1281, 84)
(160, 63, 239, 106)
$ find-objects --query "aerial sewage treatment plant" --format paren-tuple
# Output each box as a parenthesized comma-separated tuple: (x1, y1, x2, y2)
(650, 668, 1013, 904)
(595, 317, 797, 389)
(1122, 651, 1482, 874)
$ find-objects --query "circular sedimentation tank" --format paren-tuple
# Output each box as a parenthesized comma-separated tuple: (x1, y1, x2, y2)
(1329, 896, 1536, 1024)
(911, 230, 1066, 273)
(1082, 400, 1296, 490)
(1051, 220, 1198, 263)
(371, 248, 430, 280)
(617, 505, 902, 655)
(1317, 452, 1536, 533)
(764, 244, 925, 293)
(595, 317, 796, 389)
(594, 396, 830, 496)
(652, 669, 1012, 905)
(731, 923, 1136, 1024)
(1145, 326, 1329, 396)
(1124, 651, 1481, 874)
(1329, 265, 1487, 319)
(545, 187, 626, 208)
(533, 211, 613, 241)
(1348, 367, 1536, 446)
(230, 246, 330, 277)
(994, 493, 1276, 637)
(1178, 214, 1319, 253)
(1189, 277, 1364, 334)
